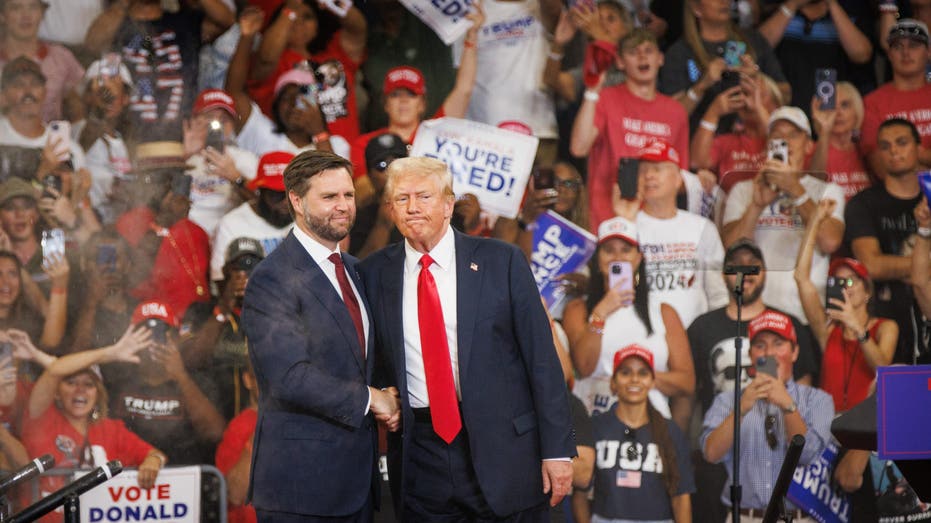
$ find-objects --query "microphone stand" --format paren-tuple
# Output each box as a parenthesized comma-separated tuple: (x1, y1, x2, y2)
(11, 461, 122, 523)
(763, 435, 806, 523)
(724, 264, 760, 523)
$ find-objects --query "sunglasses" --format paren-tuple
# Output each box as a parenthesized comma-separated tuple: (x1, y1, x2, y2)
(832, 277, 856, 288)
(555, 179, 582, 191)
(765, 414, 778, 450)
(889, 25, 929, 43)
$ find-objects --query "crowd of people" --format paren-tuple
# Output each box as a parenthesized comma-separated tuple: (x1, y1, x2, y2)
(0, 0, 929, 521)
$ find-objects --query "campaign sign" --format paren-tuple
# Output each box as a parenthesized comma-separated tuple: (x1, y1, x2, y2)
(530, 210, 597, 309)
(80, 466, 201, 523)
(787, 442, 851, 523)
(411, 117, 539, 219)
(877, 364, 931, 460)
(399, 0, 475, 44)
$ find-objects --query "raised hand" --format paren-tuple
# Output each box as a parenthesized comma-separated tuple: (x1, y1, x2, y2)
(107, 325, 152, 364)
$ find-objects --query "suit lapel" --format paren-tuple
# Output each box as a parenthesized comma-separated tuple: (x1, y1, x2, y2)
(284, 234, 366, 375)
(454, 232, 482, 388)
(380, 243, 408, 396)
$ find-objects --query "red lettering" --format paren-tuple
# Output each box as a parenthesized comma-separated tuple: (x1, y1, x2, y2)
(107, 486, 124, 502)
(158, 484, 170, 499)
(126, 486, 140, 501)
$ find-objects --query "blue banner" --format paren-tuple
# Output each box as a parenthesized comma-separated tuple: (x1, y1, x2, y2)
(787, 442, 851, 523)
(877, 365, 931, 460)
(530, 211, 596, 309)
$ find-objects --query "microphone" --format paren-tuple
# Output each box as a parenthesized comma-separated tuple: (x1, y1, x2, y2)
(0, 454, 55, 494)
(724, 265, 761, 275)
(10, 461, 122, 523)
(762, 435, 805, 523)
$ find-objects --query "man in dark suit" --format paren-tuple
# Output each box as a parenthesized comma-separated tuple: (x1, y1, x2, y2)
(359, 157, 576, 521)
(242, 151, 400, 522)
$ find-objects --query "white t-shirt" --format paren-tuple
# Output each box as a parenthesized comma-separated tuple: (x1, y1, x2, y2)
(573, 303, 671, 418)
(723, 175, 846, 321)
(236, 101, 350, 159)
(0, 117, 86, 171)
(38, 0, 104, 46)
(211, 201, 292, 281)
(188, 145, 258, 239)
(458, 0, 557, 139)
(71, 119, 131, 224)
(636, 210, 729, 328)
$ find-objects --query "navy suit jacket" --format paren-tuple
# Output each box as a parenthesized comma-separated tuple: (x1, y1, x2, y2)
(242, 232, 377, 517)
(360, 230, 576, 517)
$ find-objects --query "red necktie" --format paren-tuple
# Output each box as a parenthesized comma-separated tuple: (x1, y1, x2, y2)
(328, 253, 365, 359)
(417, 254, 461, 444)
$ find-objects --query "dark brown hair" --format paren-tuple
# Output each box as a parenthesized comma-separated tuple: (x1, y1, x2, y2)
(647, 401, 681, 499)
(282, 150, 353, 216)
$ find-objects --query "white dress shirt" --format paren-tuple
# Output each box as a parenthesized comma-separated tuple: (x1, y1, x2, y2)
(292, 226, 369, 354)
(402, 226, 460, 409)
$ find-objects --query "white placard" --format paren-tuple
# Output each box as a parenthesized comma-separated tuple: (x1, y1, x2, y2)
(79, 466, 202, 523)
(410, 117, 539, 219)
(398, 0, 475, 45)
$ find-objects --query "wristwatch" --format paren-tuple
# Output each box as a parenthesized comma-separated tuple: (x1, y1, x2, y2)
(782, 402, 798, 414)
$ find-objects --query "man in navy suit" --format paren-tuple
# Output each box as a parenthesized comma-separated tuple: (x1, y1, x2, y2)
(242, 151, 400, 522)
(360, 157, 576, 521)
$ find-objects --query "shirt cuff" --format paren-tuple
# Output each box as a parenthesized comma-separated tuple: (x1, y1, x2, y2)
(365, 387, 372, 416)
(543, 457, 572, 462)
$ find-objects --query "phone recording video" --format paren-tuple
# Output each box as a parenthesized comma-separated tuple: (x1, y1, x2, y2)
(146, 319, 169, 345)
(814, 68, 837, 110)
(532, 166, 559, 200)
(608, 261, 633, 293)
(617, 158, 640, 199)
(767, 139, 789, 164)
(205, 120, 225, 153)
(720, 70, 740, 92)
(755, 356, 778, 378)
(825, 276, 847, 312)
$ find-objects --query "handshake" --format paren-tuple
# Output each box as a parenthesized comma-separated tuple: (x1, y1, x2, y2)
(369, 386, 402, 432)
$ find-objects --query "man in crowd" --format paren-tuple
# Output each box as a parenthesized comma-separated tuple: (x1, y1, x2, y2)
(348, 132, 405, 258)
(846, 117, 928, 364)
(243, 150, 399, 521)
(360, 156, 575, 520)
(701, 309, 833, 520)
(722, 106, 845, 322)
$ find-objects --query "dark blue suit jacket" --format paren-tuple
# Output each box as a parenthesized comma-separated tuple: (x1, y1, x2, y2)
(242, 232, 377, 517)
(360, 230, 576, 517)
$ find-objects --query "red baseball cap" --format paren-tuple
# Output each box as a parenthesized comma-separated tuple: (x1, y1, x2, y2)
(613, 344, 655, 374)
(638, 140, 680, 165)
(383, 66, 426, 96)
(597, 217, 638, 247)
(829, 257, 870, 283)
(748, 310, 797, 344)
(193, 89, 237, 119)
(249, 151, 294, 192)
(131, 300, 180, 329)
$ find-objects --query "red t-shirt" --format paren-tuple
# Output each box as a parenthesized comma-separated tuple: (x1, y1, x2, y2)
(588, 84, 689, 231)
(248, 34, 362, 143)
(826, 145, 872, 201)
(116, 207, 157, 248)
(130, 218, 210, 318)
(0, 379, 32, 437)
(351, 107, 445, 180)
(215, 408, 257, 523)
(710, 133, 766, 193)
(820, 320, 886, 413)
(859, 82, 931, 156)
(22, 408, 154, 522)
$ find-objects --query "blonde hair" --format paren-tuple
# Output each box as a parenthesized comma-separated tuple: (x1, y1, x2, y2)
(384, 157, 455, 200)
(682, 0, 756, 72)
(837, 81, 864, 129)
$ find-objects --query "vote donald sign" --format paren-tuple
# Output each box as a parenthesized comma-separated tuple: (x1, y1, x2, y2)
(399, 0, 475, 44)
(410, 117, 539, 219)
(79, 466, 201, 523)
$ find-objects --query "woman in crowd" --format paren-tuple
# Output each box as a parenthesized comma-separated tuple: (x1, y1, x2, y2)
(563, 216, 694, 423)
(659, 0, 789, 132)
(0, 250, 67, 351)
(22, 325, 166, 497)
(579, 344, 694, 523)
(810, 82, 872, 200)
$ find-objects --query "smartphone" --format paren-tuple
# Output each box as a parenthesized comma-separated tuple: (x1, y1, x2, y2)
(41, 228, 66, 259)
(608, 261, 633, 293)
(825, 276, 846, 311)
(205, 120, 225, 153)
(0, 341, 12, 365)
(617, 158, 640, 200)
(96, 243, 117, 273)
(919, 171, 931, 203)
(720, 70, 740, 91)
(146, 319, 168, 345)
(814, 68, 837, 110)
(47, 121, 72, 162)
(767, 139, 789, 164)
(723, 40, 747, 68)
(755, 356, 778, 378)
(42, 174, 62, 198)
(532, 166, 559, 199)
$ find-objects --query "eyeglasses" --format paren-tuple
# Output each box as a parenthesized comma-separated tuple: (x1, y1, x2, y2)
(555, 179, 582, 191)
(765, 414, 778, 450)
(624, 427, 639, 461)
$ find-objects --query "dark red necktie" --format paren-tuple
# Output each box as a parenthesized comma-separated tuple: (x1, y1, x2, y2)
(328, 253, 365, 358)
(417, 254, 461, 443)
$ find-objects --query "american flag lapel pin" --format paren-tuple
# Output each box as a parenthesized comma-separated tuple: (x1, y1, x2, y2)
(470, 262, 479, 272)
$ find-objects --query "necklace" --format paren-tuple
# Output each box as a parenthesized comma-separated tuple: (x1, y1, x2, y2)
(161, 223, 205, 296)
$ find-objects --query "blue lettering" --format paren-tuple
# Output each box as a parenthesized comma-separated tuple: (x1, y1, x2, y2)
(159, 504, 171, 519)
(468, 166, 487, 188)
(463, 146, 480, 162)
(487, 171, 506, 192)
(501, 156, 513, 173)
(126, 506, 141, 521)
(143, 505, 157, 520)
(90, 508, 103, 522)
(434, 136, 448, 151)
(107, 507, 122, 522)
(175, 504, 188, 518)
(485, 152, 499, 169)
